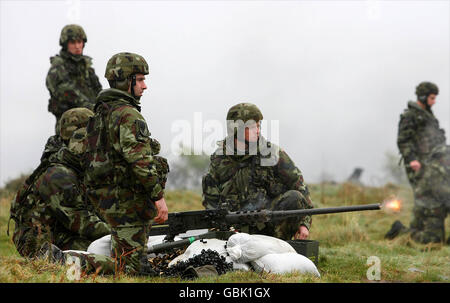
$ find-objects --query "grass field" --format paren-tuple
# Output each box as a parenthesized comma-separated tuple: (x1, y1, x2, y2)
(0, 181, 449, 283)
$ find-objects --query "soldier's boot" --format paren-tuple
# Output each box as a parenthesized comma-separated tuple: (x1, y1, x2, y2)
(37, 242, 66, 264)
(136, 256, 158, 277)
(410, 212, 446, 244)
(384, 220, 409, 239)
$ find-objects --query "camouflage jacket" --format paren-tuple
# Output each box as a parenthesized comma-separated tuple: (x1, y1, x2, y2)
(397, 101, 446, 164)
(202, 136, 313, 228)
(84, 89, 167, 202)
(46, 50, 102, 119)
(11, 146, 110, 248)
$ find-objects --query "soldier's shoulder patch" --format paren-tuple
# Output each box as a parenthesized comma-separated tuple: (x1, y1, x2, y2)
(134, 119, 151, 142)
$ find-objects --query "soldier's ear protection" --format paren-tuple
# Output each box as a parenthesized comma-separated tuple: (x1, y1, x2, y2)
(129, 74, 137, 98)
(418, 95, 427, 104)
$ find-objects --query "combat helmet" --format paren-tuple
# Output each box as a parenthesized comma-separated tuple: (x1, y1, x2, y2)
(105, 52, 149, 93)
(58, 108, 94, 141)
(226, 103, 263, 136)
(416, 82, 439, 105)
(226, 103, 263, 123)
(59, 24, 87, 48)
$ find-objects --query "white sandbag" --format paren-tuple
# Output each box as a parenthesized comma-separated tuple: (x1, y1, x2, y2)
(251, 252, 320, 277)
(167, 254, 186, 267)
(87, 234, 111, 256)
(232, 262, 251, 271)
(87, 234, 182, 257)
(226, 233, 296, 263)
(168, 238, 227, 267)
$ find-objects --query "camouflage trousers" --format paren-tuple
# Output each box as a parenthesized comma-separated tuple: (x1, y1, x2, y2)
(13, 222, 96, 258)
(409, 201, 448, 244)
(13, 223, 51, 258)
(59, 251, 116, 275)
(86, 186, 157, 275)
(55, 225, 152, 276)
(245, 190, 311, 241)
(57, 229, 149, 276)
(406, 146, 450, 244)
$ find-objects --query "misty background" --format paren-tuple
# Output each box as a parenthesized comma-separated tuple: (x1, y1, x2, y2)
(1, 0, 449, 189)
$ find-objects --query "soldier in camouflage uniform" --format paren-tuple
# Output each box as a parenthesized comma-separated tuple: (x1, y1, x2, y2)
(202, 103, 314, 240)
(69, 52, 169, 276)
(385, 82, 449, 244)
(9, 108, 110, 258)
(46, 24, 102, 128)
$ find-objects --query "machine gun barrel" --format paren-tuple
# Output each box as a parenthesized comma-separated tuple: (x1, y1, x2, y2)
(149, 203, 381, 240)
(224, 203, 381, 224)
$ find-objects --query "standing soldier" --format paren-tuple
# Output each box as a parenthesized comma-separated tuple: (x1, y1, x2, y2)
(81, 52, 169, 275)
(46, 24, 102, 128)
(9, 108, 110, 258)
(37, 53, 169, 277)
(386, 82, 449, 244)
(202, 103, 314, 240)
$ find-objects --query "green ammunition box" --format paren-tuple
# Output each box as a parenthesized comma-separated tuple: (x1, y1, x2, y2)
(287, 240, 319, 265)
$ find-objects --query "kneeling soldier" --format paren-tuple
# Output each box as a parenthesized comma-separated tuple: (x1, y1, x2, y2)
(9, 108, 110, 258)
(202, 103, 314, 240)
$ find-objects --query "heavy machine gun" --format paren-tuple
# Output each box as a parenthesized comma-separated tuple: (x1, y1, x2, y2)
(147, 203, 381, 254)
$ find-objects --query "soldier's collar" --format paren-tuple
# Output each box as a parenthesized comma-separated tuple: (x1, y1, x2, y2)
(48, 147, 83, 175)
(219, 136, 271, 158)
(59, 49, 90, 64)
(408, 101, 434, 117)
(95, 88, 142, 112)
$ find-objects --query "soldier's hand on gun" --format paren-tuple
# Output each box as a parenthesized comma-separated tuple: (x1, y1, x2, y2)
(294, 225, 309, 240)
(154, 198, 168, 224)
(410, 160, 421, 172)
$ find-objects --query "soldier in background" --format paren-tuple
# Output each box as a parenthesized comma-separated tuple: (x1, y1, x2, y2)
(46, 24, 102, 128)
(9, 108, 110, 258)
(202, 103, 314, 240)
(385, 82, 449, 244)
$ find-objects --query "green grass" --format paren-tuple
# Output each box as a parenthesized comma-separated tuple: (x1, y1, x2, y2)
(0, 182, 449, 283)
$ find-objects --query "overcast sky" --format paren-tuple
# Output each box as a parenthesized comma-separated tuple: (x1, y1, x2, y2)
(1, 0, 449, 187)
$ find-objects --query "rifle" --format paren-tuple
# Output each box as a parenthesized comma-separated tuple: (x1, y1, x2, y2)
(147, 203, 381, 254)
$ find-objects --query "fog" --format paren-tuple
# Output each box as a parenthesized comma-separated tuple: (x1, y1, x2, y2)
(1, 0, 449, 187)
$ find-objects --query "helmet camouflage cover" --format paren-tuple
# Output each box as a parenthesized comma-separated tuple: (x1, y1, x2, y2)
(59, 107, 94, 140)
(226, 103, 263, 136)
(105, 52, 149, 81)
(226, 103, 263, 123)
(59, 24, 87, 47)
(416, 81, 439, 97)
(68, 127, 88, 155)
